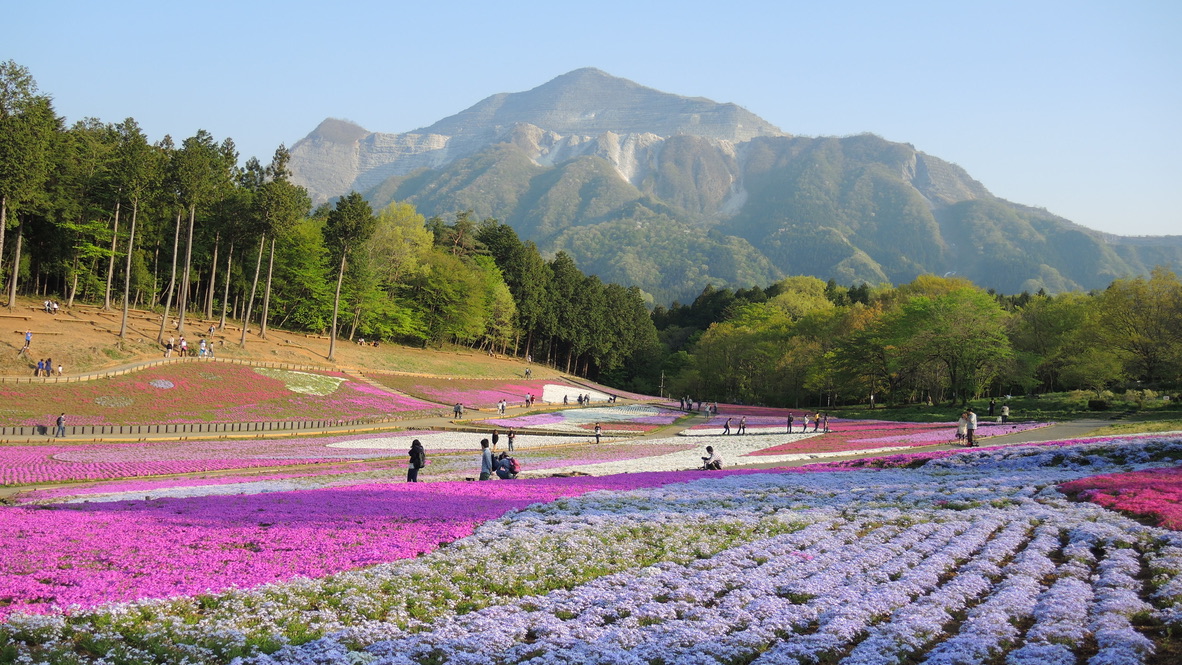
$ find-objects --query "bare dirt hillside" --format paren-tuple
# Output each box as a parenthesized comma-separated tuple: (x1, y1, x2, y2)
(1, 297, 542, 380)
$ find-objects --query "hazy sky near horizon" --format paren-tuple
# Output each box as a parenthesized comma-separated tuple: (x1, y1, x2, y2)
(7, 0, 1180, 236)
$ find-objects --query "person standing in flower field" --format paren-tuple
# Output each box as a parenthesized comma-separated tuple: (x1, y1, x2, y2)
(507, 427, 516, 451)
(1001, 403, 1010, 423)
(479, 439, 493, 480)
(594, 422, 602, 444)
(407, 439, 425, 482)
(491, 429, 500, 450)
(787, 414, 794, 433)
(966, 408, 978, 446)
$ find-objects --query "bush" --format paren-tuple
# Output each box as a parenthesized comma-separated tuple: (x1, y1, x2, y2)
(1088, 399, 1109, 411)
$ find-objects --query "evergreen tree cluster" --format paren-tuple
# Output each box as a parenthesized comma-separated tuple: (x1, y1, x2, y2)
(0, 62, 659, 384)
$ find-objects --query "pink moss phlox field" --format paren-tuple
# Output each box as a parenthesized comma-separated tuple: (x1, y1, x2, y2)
(0, 363, 438, 427)
(364, 375, 589, 407)
(0, 469, 791, 619)
(1060, 465, 1182, 530)
(0, 432, 442, 486)
(749, 419, 1050, 455)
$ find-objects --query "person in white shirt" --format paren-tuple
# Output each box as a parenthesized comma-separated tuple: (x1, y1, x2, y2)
(701, 446, 723, 470)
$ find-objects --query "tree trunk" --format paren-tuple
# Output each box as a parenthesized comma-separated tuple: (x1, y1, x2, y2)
(5, 217, 23, 309)
(260, 236, 275, 339)
(328, 246, 347, 362)
(219, 241, 233, 331)
(67, 257, 79, 307)
(176, 203, 196, 335)
(157, 210, 182, 342)
(205, 232, 219, 320)
(0, 196, 7, 296)
(119, 197, 140, 339)
(348, 305, 361, 341)
(239, 235, 265, 348)
(104, 199, 122, 310)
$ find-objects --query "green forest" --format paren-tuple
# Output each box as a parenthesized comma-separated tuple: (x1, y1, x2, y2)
(3, 60, 1181, 408)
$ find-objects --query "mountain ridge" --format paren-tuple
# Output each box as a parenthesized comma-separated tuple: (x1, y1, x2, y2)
(288, 69, 1182, 303)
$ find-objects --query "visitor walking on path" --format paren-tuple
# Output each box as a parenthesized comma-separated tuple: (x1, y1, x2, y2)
(1001, 404, 1010, 423)
(723, 417, 732, 435)
(407, 439, 425, 482)
(737, 417, 746, 435)
(453, 403, 464, 419)
(54, 413, 66, 438)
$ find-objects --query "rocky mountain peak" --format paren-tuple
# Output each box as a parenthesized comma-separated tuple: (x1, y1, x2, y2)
(307, 118, 370, 144)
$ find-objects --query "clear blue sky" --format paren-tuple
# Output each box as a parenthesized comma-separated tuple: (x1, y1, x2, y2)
(7, 0, 1180, 236)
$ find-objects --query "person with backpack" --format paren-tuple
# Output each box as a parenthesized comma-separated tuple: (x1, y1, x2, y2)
(495, 452, 519, 479)
(407, 439, 425, 482)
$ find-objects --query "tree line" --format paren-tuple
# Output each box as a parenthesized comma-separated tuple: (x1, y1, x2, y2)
(654, 270, 1182, 407)
(0, 61, 658, 376)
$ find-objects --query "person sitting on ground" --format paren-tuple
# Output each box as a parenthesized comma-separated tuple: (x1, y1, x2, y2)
(701, 445, 723, 470)
(495, 452, 517, 479)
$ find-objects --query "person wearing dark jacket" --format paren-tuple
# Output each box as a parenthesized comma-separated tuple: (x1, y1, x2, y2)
(407, 439, 425, 482)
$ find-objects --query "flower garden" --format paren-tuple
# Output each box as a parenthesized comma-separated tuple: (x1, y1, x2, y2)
(0, 363, 440, 426)
(2, 362, 1180, 663)
(364, 374, 612, 408)
(1, 434, 1181, 664)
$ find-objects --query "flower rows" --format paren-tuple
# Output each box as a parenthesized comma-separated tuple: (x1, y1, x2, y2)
(364, 374, 612, 408)
(1061, 466, 1182, 529)
(2, 436, 1181, 664)
(0, 363, 439, 426)
(479, 404, 683, 432)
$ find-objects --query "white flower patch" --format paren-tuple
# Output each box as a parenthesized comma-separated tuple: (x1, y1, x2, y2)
(327, 431, 577, 452)
(254, 368, 347, 396)
(539, 431, 921, 475)
(541, 384, 611, 404)
(148, 379, 175, 389)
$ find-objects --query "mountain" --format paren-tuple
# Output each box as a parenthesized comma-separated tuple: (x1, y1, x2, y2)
(289, 69, 1182, 303)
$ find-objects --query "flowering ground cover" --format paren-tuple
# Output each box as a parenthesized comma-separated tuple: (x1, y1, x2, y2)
(0, 362, 438, 426)
(9, 437, 696, 504)
(363, 374, 611, 408)
(479, 404, 684, 433)
(2, 436, 1181, 664)
(748, 418, 1050, 455)
(1061, 465, 1182, 529)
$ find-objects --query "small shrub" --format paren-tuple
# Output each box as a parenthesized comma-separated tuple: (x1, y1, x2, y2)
(1088, 399, 1109, 411)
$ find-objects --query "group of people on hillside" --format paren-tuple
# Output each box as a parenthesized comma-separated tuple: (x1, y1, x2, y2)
(34, 358, 61, 377)
(680, 396, 719, 415)
(42, 300, 60, 315)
